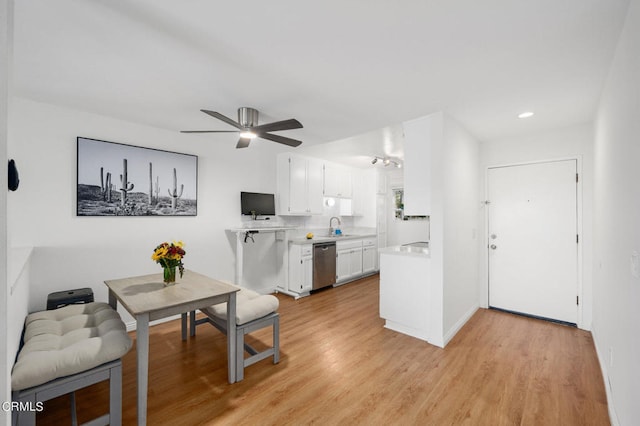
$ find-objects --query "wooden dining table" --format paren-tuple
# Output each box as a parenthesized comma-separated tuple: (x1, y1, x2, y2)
(104, 269, 239, 426)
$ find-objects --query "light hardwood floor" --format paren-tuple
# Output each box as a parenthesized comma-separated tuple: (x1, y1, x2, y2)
(38, 274, 609, 425)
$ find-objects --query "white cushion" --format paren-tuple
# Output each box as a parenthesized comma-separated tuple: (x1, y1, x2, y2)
(202, 284, 279, 325)
(11, 302, 132, 391)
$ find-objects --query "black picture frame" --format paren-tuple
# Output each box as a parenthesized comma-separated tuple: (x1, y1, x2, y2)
(76, 137, 198, 216)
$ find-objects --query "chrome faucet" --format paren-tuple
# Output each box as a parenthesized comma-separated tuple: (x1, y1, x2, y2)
(329, 216, 341, 235)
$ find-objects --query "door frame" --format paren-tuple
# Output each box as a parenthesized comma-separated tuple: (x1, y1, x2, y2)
(482, 156, 584, 329)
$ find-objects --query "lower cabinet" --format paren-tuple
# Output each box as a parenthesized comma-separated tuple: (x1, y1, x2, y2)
(362, 237, 377, 274)
(287, 237, 379, 296)
(336, 240, 363, 284)
(288, 243, 313, 294)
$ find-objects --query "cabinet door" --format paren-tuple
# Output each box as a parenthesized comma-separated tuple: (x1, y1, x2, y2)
(376, 171, 387, 195)
(340, 169, 352, 198)
(351, 170, 364, 216)
(336, 249, 350, 282)
(289, 155, 309, 214)
(288, 248, 302, 293)
(307, 158, 324, 214)
(362, 246, 376, 274)
(324, 164, 352, 198)
(301, 256, 313, 292)
(323, 164, 341, 197)
(349, 248, 363, 278)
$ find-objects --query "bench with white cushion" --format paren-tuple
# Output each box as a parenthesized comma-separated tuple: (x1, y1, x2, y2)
(11, 302, 132, 426)
(186, 284, 279, 381)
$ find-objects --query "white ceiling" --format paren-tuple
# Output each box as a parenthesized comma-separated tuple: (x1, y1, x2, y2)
(12, 0, 630, 167)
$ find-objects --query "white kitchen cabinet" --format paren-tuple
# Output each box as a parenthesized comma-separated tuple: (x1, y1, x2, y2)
(336, 240, 363, 284)
(376, 170, 387, 195)
(362, 237, 378, 274)
(288, 243, 313, 295)
(323, 163, 352, 198)
(277, 154, 324, 215)
(351, 169, 365, 216)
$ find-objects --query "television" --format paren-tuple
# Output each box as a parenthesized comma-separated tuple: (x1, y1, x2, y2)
(241, 192, 276, 216)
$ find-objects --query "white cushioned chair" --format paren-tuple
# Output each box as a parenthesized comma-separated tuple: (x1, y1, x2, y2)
(11, 302, 132, 426)
(187, 283, 280, 381)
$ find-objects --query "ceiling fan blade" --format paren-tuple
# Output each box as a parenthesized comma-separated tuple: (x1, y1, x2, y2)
(201, 110, 243, 130)
(236, 138, 251, 149)
(252, 118, 303, 133)
(259, 132, 302, 147)
(180, 130, 239, 133)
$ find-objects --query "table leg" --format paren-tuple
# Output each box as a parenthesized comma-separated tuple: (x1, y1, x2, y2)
(235, 232, 243, 286)
(181, 313, 187, 341)
(227, 291, 237, 384)
(108, 291, 117, 310)
(190, 310, 196, 337)
(136, 313, 150, 426)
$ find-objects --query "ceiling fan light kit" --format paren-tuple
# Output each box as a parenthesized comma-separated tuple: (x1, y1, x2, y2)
(181, 107, 303, 149)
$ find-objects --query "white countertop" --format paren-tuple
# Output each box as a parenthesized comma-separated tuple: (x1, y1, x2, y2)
(379, 242, 430, 257)
(289, 233, 376, 244)
(227, 225, 298, 232)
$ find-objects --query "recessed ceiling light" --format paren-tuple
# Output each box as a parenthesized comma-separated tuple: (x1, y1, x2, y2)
(518, 111, 534, 119)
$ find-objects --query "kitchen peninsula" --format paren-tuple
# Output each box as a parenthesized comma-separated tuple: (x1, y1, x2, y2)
(228, 224, 378, 299)
(379, 242, 441, 346)
(227, 224, 298, 293)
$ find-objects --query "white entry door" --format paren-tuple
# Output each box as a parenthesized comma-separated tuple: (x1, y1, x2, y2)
(487, 160, 578, 324)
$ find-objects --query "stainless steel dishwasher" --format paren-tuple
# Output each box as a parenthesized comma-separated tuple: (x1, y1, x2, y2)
(313, 241, 336, 290)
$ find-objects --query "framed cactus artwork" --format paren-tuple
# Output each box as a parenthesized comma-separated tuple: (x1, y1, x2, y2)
(76, 137, 198, 216)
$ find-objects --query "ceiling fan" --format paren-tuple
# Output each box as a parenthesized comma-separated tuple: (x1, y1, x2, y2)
(181, 107, 303, 149)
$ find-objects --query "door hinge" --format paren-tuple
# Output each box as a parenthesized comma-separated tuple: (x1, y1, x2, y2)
(576, 173, 579, 183)
(577, 234, 579, 243)
(576, 295, 579, 305)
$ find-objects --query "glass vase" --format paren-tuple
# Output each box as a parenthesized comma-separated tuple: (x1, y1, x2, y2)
(163, 266, 177, 286)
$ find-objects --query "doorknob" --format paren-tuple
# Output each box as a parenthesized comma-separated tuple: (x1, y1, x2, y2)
(490, 244, 497, 250)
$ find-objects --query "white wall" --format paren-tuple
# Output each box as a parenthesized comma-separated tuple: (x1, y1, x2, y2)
(479, 122, 594, 329)
(400, 111, 480, 347)
(8, 97, 286, 324)
(442, 114, 480, 342)
(592, 0, 640, 424)
(1, 0, 11, 422)
(426, 112, 445, 346)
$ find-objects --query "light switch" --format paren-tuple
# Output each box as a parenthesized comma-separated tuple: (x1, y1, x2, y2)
(631, 251, 639, 279)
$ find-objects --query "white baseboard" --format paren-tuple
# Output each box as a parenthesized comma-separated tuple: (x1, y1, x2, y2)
(383, 320, 432, 344)
(443, 303, 479, 347)
(590, 325, 619, 426)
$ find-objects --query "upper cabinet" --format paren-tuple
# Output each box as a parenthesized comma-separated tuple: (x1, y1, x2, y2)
(323, 163, 352, 198)
(402, 115, 433, 216)
(277, 153, 324, 215)
(376, 171, 387, 195)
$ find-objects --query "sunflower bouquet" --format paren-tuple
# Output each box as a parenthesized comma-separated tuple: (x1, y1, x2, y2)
(152, 241, 186, 283)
